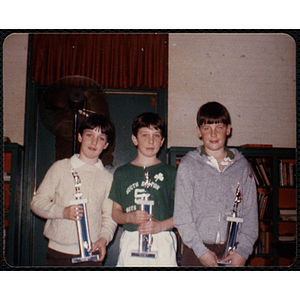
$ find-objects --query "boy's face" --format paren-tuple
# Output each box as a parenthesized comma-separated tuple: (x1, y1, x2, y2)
(132, 126, 164, 159)
(78, 127, 109, 164)
(197, 122, 231, 155)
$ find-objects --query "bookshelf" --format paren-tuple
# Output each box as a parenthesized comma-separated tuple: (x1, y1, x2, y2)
(4, 142, 24, 266)
(167, 146, 296, 267)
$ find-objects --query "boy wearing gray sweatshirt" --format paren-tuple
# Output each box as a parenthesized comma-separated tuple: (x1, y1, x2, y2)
(173, 102, 258, 267)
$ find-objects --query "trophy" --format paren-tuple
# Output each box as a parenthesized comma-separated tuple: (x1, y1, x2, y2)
(218, 183, 243, 264)
(70, 168, 99, 263)
(204, 183, 243, 265)
(131, 167, 157, 258)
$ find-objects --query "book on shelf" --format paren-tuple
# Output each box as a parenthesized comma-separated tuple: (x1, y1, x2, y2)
(279, 209, 296, 215)
(279, 159, 295, 187)
(278, 234, 296, 242)
(249, 159, 264, 185)
(256, 158, 271, 186)
(248, 158, 271, 186)
(258, 192, 269, 219)
(249, 161, 261, 185)
(279, 209, 296, 221)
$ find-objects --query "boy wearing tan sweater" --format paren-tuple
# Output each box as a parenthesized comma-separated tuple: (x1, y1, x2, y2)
(31, 114, 117, 266)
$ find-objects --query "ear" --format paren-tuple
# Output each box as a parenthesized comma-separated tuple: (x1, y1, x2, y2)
(160, 137, 165, 147)
(131, 134, 138, 146)
(196, 126, 202, 138)
(103, 142, 109, 150)
(226, 124, 232, 136)
(78, 133, 82, 143)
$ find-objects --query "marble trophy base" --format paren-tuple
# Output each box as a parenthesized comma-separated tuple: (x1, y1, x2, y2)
(72, 254, 100, 263)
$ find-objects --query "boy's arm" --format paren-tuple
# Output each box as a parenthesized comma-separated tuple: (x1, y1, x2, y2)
(92, 237, 107, 261)
(173, 157, 208, 259)
(30, 162, 66, 219)
(220, 251, 246, 267)
(111, 202, 128, 224)
(138, 216, 174, 235)
(138, 165, 176, 235)
(112, 201, 150, 225)
(112, 201, 171, 234)
(31, 165, 84, 221)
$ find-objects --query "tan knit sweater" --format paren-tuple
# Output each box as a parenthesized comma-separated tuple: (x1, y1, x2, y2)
(31, 155, 117, 255)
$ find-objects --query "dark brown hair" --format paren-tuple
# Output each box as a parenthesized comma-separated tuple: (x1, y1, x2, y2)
(196, 102, 231, 127)
(132, 112, 166, 138)
(79, 113, 115, 146)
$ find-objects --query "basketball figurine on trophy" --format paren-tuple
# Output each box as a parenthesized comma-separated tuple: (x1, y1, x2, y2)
(218, 183, 243, 264)
(131, 167, 157, 259)
(70, 168, 100, 263)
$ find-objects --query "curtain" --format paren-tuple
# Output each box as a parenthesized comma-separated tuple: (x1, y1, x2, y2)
(31, 33, 168, 89)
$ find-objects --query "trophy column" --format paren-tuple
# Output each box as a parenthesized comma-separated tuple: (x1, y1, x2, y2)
(70, 169, 100, 263)
(131, 167, 157, 259)
(218, 183, 244, 264)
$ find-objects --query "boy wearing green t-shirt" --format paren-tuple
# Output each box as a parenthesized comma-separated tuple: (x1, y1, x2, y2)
(109, 112, 177, 267)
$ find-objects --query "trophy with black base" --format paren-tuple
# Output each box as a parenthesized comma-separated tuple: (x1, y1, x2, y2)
(131, 167, 157, 259)
(70, 168, 100, 263)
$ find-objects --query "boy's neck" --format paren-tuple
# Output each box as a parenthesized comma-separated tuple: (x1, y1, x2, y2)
(78, 154, 98, 165)
(131, 155, 161, 167)
(203, 146, 227, 164)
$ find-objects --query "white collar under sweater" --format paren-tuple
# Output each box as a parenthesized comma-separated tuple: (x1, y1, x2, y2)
(200, 145, 234, 173)
(207, 155, 233, 173)
(70, 154, 104, 171)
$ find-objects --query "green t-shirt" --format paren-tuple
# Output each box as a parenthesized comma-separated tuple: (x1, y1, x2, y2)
(109, 163, 177, 231)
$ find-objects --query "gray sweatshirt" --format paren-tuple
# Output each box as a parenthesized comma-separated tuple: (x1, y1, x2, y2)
(173, 146, 258, 260)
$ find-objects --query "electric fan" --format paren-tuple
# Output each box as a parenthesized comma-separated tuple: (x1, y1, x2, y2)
(38, 75, 114, 165)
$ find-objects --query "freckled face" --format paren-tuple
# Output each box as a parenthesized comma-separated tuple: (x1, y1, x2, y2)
(197, 123, 231, 155)
(78, 127, 109, 164)
(132, 126, 165, 159)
